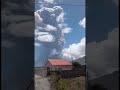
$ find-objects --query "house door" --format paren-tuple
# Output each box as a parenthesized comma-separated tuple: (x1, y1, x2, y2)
(47, 67, 50, 75)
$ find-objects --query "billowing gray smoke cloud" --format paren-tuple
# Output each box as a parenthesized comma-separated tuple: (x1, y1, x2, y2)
(35, 5, 71, 67)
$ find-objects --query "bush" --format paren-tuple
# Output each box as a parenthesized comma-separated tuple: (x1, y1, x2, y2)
(72, 62, 82, 68)
(49, 74, 69, 90)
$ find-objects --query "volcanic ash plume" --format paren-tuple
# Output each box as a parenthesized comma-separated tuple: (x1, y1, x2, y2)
(35, 6, 71, 67)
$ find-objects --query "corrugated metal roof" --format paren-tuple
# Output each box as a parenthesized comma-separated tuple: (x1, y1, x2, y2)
(48, 59, 72, 66)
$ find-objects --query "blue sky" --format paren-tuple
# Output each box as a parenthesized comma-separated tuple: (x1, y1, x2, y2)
(35, 0, 85, 67)
(62, 1, 85, 48)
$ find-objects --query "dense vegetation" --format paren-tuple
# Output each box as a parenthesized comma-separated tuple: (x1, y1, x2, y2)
(49, 73, 85, 90)
(72, 62, 82, 68)
(49, 74, 69, 90)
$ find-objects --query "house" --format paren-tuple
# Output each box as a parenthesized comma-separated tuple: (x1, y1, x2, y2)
(45, 59, 72, 72)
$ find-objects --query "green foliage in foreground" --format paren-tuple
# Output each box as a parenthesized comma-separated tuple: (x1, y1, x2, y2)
(48, 73, 86, 90)
(49, 74, 70, 90)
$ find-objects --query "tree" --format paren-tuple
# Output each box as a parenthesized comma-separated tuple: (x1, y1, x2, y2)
(72, 62, 82, 68)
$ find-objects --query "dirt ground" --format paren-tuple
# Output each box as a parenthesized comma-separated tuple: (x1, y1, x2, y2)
(34, 68, 86, 90)
(35, 75, 50, 90)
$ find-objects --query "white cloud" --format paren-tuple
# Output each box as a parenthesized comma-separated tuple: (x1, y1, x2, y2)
(62, 53, 73, 60)
(37, 34, 55, 42)
(44, 0, 54, 4)
(43, 0, 63, 4)
(35, 12, 43, 26)
(45, 24, 57, 31)
(49, 49, 59, 56)
(62, 37, 86, 60)
(35, 31, 49, 36)
(56, 12, 64, 23)
(79, 17, 86, 29)
(62, 27, 72, 33)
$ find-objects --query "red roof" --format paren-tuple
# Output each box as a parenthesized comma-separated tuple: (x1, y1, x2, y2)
(48, 59, 72, 66)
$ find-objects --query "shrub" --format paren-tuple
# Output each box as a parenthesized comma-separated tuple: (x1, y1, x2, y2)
(72, 62, 82, 68)
(49, 74, 69, 90)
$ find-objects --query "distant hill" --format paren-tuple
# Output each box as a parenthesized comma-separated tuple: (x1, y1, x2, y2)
(88, 71, 119, 90)
(72, 56, 85, 65)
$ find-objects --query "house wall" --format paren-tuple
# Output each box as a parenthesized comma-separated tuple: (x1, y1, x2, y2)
(45, 62, 72, 71)
(53, 65, 72, 70)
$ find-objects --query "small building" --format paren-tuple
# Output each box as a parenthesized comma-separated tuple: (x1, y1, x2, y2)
(45, 59, 72, 72)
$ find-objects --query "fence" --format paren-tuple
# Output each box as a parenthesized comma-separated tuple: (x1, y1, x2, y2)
(47, 68, 85, 78)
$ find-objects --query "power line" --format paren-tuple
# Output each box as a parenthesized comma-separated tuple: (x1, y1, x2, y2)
(35, 2, 85, 6)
